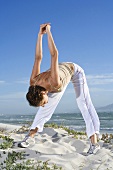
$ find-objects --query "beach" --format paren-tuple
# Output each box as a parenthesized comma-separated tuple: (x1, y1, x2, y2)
(0, 123, 113, 170)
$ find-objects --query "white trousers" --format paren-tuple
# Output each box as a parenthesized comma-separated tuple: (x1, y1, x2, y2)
(30, 63, 100, 138)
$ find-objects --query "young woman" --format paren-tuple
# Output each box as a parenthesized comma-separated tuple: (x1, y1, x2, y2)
(20, 23, 100, 154)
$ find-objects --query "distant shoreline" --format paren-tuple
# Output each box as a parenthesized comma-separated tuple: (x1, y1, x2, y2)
(0, 112, 113, 134)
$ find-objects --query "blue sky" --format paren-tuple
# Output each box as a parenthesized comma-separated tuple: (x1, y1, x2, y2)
(0, 0, 113, 114)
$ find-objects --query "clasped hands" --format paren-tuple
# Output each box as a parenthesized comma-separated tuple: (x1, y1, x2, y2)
(39, 23, 51, 35)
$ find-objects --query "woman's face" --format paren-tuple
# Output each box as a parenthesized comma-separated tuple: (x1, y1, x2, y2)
(40, 91, 48, 107)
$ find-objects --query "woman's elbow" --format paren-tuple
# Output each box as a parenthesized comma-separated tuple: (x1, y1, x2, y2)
(51, 49, 58, 57)
(55, 49, 58, 55)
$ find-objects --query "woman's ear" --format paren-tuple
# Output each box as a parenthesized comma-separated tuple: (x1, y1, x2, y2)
(41, 91, 46, 95)
(41, 91, 48, 95)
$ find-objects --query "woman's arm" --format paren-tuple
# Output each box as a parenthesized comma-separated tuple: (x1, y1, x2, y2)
(46, 25, 61, 87)
(30, 34, 43, 85)
(30, 24, 48, 85)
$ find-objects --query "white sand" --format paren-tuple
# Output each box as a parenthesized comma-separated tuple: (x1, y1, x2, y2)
(0, 123, 113, 170)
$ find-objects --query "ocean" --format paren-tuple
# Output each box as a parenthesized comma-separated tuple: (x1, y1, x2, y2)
(0, 112, 113, 134)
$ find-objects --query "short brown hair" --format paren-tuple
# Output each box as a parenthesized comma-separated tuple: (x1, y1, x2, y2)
(26, 85, 46, 107)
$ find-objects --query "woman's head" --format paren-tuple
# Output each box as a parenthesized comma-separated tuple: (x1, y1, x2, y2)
(26, 85, 48, 107)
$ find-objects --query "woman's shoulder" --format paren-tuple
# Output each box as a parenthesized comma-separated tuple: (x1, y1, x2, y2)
(30, 74, 41, 86)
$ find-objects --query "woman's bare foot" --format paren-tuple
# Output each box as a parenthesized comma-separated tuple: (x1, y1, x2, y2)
(29, 127, 38, 138)
(90, 133, 97, 144)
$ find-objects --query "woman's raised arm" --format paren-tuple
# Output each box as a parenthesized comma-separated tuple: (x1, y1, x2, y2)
(30, 24, 48, 85)
(46, 25, 60, 87)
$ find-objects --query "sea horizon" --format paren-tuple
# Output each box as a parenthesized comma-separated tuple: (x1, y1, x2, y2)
(0, 111, 113, 134)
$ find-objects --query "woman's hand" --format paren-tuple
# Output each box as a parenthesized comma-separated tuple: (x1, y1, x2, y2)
(39, 23, 51, 35)
(46, 24, 51, 33)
